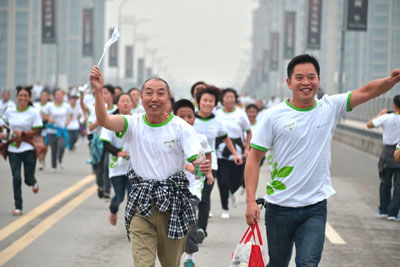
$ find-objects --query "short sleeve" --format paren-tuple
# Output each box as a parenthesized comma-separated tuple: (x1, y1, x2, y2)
(181, 123, 202, 162)
(32, 109, 43, 128)
(372, 114, 389, 128)
(100, 127, 112, 143)
(216, 119, 228, 138)
(250, 112, 273, 152)
(116, 115, 132, 141)
(240, 111, 251, 132)
(324, 91, 352, 119)
(42, 103, 50, 115)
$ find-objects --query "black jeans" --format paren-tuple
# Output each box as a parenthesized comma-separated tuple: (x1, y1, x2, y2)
(379, 168, 400, 217)
(68, 129, 80, 150)
(96, 150, 110, 194)
(8, 150, 37, 210)
(216, 159, 244, 210)
(47, 133, 66, 168)
(197, 170, 216, 233)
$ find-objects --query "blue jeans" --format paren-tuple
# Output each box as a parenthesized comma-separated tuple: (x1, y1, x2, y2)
(265, 199, 327, 267)
(379, 168, 400, 217)
(109, 175, 131, 214)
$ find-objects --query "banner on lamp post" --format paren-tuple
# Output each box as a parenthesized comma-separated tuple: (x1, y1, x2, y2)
(42, 0, 56, 43)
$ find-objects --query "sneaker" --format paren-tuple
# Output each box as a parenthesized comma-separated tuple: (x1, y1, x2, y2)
(50, 168, 56, 173)
(230, 194, 238, 208)
(208, 212, 213, 218)
(97, 188, 104, 199)
(32, 183, 39, 194)
(221, 209, 230, 219)
(388, 216, 399, 221)
(184, 259, 195, 267)
(240, 186, 246, 196)
(109, 211, 117, 225)
(39, 162, 45, 171)
(58, 163, 64, 169)
(104, 193, 111, 202)
(12, 209, 22, 216)
(377, 210, 388, 217)
(197, 228, 206, 244)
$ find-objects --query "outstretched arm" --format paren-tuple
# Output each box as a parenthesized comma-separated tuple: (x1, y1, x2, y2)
(366, 109, 388, 128)
(350, 68, 400, 110)
(89, 66, 125, 132)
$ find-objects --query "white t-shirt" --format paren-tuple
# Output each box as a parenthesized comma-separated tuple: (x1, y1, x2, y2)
(185, 133, 212, 199)
(251, 92, 352, 207)
(216, 108, 251, 160)
(67, 104, 83, 130)
(1, 106, 43, 153)
(33, 102, 50, 137)
(131, 105, 145, 114)
(372, 113, 400, 145)
(100, 127, 131, 178)
(0, 99, 16, 117)
(194, 115, 227, 170)
(87, 103, 117, 135)
(118, 113, 201, 181)
(42, 102, 72, 134)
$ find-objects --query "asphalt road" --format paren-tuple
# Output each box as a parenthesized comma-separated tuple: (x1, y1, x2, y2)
(0, 138, 399, 266)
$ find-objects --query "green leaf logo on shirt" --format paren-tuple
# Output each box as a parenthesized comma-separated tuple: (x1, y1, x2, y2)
(267, 163, 293, 195)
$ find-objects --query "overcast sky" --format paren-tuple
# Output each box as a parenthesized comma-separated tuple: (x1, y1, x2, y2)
(113, 0, 258, 97)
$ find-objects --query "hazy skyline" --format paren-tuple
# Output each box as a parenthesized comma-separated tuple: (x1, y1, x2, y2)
(108, 0, 258, 96)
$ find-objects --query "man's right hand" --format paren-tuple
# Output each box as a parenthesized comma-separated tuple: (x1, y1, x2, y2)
(245, 201, 260, 226)
(233, 153, 243, 165)
(89, 66, 104, 95)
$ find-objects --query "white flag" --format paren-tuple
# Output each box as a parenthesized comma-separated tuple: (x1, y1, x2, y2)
(97, 25, 120, 66)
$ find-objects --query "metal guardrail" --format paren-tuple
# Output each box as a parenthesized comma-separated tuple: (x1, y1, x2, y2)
(346, 95, 393, 122)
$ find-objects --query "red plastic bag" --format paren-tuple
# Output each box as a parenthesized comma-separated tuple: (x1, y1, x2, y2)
(230, 222, 265, 267)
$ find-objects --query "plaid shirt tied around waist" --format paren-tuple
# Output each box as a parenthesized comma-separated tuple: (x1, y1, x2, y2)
(125, 168, 196, 240)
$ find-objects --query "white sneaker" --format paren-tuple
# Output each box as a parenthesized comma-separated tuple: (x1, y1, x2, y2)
(208, 212, 214, 218)
(58, 163, 64, 169)
(221, 209, 230, 219)
(230, 194, 238, 208)
(51, 168, 56, 173)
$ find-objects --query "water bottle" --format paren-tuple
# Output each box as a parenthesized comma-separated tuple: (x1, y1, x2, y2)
(195, 148, 206, 180)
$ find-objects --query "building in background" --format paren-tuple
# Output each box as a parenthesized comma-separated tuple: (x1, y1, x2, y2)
(0, 0, 105, 92)
(243, 0, 400, 102)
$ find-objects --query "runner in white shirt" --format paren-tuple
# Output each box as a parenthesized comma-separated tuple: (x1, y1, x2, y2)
(194, 86, 241, 238)
(89, 67, 211, 266)
(128, 88, 145, 114)
(67, 94, 83, 150)
(367, 95, 400, 220)
(216, 88, 251, 219)
(33, 90, 50, 170)
(88, 85, 117, 200)
(245, 54, 400, 267)
(100, 93, 133, 226)
(0, 90, 16, 118)
(173, 99, 214, 267)
(0, 87, 42, 216)
(41, 89, 72, 172)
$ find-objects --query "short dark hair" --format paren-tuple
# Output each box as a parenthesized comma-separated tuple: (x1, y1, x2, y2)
(103, 84, 115, 95)
(141, 77, 170, 94)
(394, 95, 400, 109)
(173, 99, 195, 115)
(245, 104, 259, 112)
(190, 81, 207, 98)
(287, 54, 320, 79)
(221, 88, 239, 105)
(196, 85, 222, 107)
(112, 93, 133, 114)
